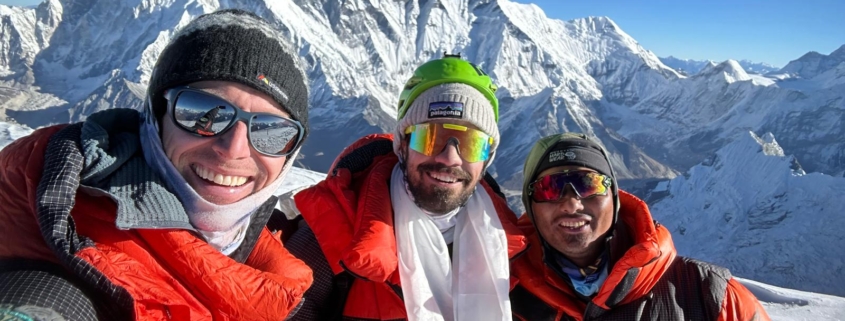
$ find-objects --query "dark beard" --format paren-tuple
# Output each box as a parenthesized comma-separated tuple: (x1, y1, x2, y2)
(405, 162, 475, 214)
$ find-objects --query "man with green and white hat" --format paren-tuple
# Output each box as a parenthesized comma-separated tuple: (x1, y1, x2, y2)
(286, 54, 528, 320)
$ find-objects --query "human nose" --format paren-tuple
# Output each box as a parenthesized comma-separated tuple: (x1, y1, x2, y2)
(556, 185, 585, 214)
(433, 140, 463, 167)
(212, 121, 251, 159)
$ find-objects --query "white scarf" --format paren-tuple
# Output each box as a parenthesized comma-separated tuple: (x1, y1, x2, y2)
(140, 110, 296, 253)
(391, 164, 512, 321)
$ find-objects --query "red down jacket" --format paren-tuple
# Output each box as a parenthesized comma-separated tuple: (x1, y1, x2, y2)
(510, 191, 770, 321)
(0, 124, 312, 320)
(294, 133, 529, 320)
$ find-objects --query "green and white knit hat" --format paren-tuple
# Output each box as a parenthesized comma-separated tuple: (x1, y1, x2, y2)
(393, 55, 501, 165)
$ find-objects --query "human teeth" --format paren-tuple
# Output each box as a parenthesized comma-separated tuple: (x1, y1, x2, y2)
(561, 221, 587, 228)
(193, 165, 248, 187)
(431, 173, 457, 183)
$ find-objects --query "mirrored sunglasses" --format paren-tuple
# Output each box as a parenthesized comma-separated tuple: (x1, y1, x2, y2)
(165, 86, 303, 157)
(405, 122, 493, 163)
(529, 171, 611, 202)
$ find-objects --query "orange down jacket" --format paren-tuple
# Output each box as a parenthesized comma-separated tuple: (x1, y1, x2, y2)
(510, 190, 770, 321)
(294, 133, 529, 320)
(0, 121, 312, 320)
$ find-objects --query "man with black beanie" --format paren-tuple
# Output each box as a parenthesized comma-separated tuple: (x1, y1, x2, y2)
(0, 9, 313, 320)
(509, 133, 771, 320)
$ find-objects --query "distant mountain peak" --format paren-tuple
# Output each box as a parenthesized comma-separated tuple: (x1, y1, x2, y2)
(780, 44, 845, 79)
(567, 16, 627, 39)
(797, 51, 824, 60)
(720, 59, 745, 72)
(659, 56, 778, 75)
(830, 44, 845, 58)
(696, 59, 750, 82)
(573, 15, 618, 26)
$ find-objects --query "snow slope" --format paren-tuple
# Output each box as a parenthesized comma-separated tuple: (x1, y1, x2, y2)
(648, 131, 845, 296)
(0, 120, 33, 150)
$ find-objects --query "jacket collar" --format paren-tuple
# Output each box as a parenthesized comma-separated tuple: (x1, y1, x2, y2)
(74, 109, 195, 230)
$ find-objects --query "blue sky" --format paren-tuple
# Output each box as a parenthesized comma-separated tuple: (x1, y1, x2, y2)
(515, 0, 844, 67)
(2, 0, 842, 67)
(0, 0, 34, 7)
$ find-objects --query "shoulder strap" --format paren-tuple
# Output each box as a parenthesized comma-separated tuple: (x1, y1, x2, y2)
(482, 171, 506, 199)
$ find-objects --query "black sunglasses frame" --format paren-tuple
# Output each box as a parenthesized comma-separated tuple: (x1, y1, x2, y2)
(164, 86, 304, 157)
(528, 171, 611, 203)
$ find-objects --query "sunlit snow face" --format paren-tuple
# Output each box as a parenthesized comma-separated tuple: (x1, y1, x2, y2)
(531, 166, 614, 265)
(159, 81, 290, 205)
(400, 119, 486, 214)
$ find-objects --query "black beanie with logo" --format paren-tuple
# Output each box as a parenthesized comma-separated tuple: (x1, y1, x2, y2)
(532, 135, 614, 182)
(146, 9, 309, 140)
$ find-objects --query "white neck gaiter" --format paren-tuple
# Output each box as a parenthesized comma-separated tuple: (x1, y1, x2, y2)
(426, 208, 459, 244)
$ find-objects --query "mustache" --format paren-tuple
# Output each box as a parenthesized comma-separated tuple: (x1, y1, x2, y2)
(551, 213, 594, 223)
(416, 162, 472, 181)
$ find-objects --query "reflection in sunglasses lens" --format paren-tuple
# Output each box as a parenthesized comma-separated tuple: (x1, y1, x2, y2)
(174, 91, 235, 136)
(531, 172, 608, 202)
(250, 114, 299, 155)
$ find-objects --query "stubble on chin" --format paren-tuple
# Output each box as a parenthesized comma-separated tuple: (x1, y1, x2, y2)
(406, 163, 475, 214)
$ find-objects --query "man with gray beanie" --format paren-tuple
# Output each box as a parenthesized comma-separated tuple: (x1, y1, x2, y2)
(509, 133, 770, 320)
(0, 9, 312, 320)
(286, 54, 527, 320)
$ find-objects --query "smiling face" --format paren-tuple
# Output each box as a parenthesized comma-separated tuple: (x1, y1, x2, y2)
(530, 166, 614, 267)
(159, 80, 290, 205)
(401, 119, 486, 214)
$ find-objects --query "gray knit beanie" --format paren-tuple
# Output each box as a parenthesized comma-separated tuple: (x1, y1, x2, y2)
(393, 83, 500, 165)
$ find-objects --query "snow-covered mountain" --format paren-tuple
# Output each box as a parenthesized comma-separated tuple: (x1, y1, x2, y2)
(660, 56, 780, 75)
(1, 0, 843, 299)
(1, 0, 684, 187)
(644, 131, 845, 297)
(614, 50, 845, 178)
(738, 59, 781, 74)
(780, 44, 845, 79)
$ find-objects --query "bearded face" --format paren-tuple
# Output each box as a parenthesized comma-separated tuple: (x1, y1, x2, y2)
(400, 122, 486, 214)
